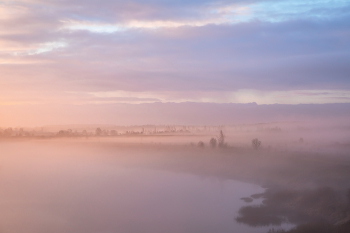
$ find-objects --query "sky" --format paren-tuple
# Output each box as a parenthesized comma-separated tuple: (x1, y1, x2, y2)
(0, 0, 350, 126)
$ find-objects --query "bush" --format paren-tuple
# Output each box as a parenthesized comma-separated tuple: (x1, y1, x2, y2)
(197, 141, 205, 148)
(210, 138, 217, 148)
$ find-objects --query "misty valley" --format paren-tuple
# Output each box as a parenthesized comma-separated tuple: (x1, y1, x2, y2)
(0, 123, 350, 233)
(2, 0, 349, 232)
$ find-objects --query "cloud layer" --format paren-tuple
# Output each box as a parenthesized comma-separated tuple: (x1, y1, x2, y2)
(0, 0, 350, 105)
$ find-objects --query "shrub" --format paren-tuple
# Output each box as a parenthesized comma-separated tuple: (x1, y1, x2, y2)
(210, 138, 217, 148)
(197, 141, 205, 148)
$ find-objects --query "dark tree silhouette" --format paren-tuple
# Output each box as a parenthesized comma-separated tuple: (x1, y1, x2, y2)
(210, 138, 217, 148)
(252, 138, 261, 150)
(197, 141, 205, 148)
(218, 130, 226, 147)
(95, 128, 102, 136)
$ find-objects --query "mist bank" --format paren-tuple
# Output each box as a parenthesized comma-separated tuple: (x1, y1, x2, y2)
(1, 138, 350, 232)
(2, 118, 350, 158)
(4, 138, 348, 191)
(1, 102, 350, 127)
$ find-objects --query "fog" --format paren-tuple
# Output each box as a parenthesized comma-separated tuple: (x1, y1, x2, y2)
(0, 121, 350, 233)
(0, 140, 273, 233)
(2, 0, 349, 231)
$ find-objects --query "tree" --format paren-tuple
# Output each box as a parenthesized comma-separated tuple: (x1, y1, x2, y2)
(110, 130, 117, 136)
(218, 130, 226, 147)
(95, 128, 102, 136)
(210, 138, 217, 148)
(252, 138, 261, 150)
(4, 128, 13, 137)
(57, 130, 66, 136)
(197, 141, 205, 148)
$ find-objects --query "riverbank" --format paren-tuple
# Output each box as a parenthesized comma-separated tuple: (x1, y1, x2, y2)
(1, 138, 349, 233)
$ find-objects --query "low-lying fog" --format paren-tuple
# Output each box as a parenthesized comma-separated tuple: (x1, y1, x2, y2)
(0, 122, 350, 233)
(0, 141, 274, 233)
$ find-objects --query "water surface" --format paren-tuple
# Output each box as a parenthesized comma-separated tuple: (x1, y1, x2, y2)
(0, 141, 290, 233)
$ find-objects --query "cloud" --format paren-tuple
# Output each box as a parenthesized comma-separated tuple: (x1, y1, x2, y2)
(1, 87, 349, 106)
(1, 102, 350, 127)
(0, 0, 349, 106)
(56, 0, 350, 33)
